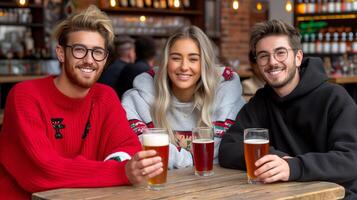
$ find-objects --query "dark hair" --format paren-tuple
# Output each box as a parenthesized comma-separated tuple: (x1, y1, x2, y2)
(135, 36, 156, 61)
(249, 19, 302, 59)
(115, 35, 135, 57)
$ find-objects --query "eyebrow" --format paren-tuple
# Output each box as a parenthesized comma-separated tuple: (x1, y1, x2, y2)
(169, 52, 200, 56)
(256, 46, 287, 55)
(71, 43, 106, 49)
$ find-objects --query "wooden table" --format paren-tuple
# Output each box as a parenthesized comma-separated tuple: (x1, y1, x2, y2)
(32, 166, 345, 200)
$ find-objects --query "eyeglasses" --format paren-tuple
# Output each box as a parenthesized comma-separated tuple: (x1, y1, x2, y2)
(64, 44, 108, 62)
(255, 47, 296, 66)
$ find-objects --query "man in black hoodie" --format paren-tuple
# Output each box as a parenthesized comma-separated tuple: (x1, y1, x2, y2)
(219, 19, 357, 199)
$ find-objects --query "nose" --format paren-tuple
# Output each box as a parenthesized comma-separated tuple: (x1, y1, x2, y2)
(180, 58, 189, 71)
(268, 53, 279, 66)
(82, 50, 95, 64)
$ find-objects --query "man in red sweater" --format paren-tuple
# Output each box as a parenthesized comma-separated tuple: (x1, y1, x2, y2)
(0, 5, 163, 199)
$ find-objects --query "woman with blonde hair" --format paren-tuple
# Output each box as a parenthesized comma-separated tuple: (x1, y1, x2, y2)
(122, 25, 245, 169)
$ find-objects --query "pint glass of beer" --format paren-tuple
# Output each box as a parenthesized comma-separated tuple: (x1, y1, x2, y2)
(142, 128, 169, 190)
(244, 128, 269, 184)
(192, 127, 214, 176)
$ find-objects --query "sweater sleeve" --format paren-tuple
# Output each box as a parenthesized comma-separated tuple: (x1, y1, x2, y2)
(219, 95, 262, 169)
(0, 87, 139, 193)
(97, 90, 142, 161)
(218, 93, 288, 169)
(212, 69, 246, 137)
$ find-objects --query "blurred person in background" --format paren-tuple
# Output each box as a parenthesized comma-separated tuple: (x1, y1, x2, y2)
(99, 35, 136, 88)
(116, 36, 157, 99)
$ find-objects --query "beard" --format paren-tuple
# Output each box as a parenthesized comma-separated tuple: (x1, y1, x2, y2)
(264, 62, 298, 89)
(64, 60, 102, 89)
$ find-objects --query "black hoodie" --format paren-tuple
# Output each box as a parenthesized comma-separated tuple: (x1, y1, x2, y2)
(219, 57, 357, 199)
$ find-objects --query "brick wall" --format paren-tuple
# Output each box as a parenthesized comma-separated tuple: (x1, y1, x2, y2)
(220, 0, 268, 69)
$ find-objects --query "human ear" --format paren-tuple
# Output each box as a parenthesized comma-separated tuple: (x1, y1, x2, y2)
(55, 45, 65, 63)
(295, 49, 303, 67)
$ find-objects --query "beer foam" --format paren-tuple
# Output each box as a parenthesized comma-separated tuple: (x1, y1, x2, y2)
(193, 138, 214, 144)
(143, 133, 169, 146)
(244, 139, 269, 144)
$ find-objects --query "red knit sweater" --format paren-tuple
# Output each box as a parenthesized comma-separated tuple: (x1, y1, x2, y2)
(0, 76, 142, 199)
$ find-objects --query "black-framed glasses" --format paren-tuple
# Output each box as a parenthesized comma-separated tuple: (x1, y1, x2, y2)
(64, 44, 108, 62)
(255, 47, 296, 66)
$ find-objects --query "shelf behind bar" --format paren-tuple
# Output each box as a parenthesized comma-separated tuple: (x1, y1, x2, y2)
(102, 7, 203, 16)
(0, 2, 43, 8)
(296, 13, 357, 21)
(329, 75, 357, 84)
(0, 75, 47, 83)
(0, 22, 44, 27)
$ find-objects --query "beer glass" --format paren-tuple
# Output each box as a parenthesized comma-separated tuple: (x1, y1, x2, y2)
(244, 128, 269, 184)
(142, 128, 169, 190)
(192, 127, 214, 176)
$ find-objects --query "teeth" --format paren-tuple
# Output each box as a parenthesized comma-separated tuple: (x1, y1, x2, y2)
(80, 68, 95, 73)
(178, 74, 191, 78)
(268, 68, 283, 75)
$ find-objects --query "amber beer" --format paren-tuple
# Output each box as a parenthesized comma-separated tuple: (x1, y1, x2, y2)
(142, 129, 169, 190)
(192, 127, 214, 176)
(193, 139, 214, 175)
(243, 128, 269, 184)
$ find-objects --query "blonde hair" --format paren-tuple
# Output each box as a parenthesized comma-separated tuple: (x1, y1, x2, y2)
(152, 25, 219, 141)
(53, 5, 114, 49)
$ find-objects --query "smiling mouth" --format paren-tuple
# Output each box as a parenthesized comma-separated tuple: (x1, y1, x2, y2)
(78, 67, 96, 73)
(176, 74, 192, 80)
(266, 67, 284, 76)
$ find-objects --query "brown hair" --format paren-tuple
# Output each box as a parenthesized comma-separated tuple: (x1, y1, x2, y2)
(53, 5, 114, 49)
(249, 19, 301, 59)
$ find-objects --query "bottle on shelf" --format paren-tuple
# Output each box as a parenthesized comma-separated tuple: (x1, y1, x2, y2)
(119, 0, 129, 7)
(303, 33, 310, 53)
(153, 0, 160, 8)
(24, 29, 34, 58)
(321, 0, 329, 12)
(346, 30, 354, 53)
(324, 31, 331, 54)
(331, 31, 339, 53)
(309, 33, 316, 54)
(160, 0, 167, 8)
(339, 31, 347, 53)
(308, 0, 316, 13)
(335, 0, 342, 12)
(136, 0, 145, 8)
(129, 0, 136, 7)
(182, 0, 190, 8)
(144, 0, 153, 8)
(353, 31, 357, 53)
(328, 0, 335, 13)
(296, 0, 306, 14)
(316, 0, 322, 13)
(354, 0, 357, 11)
(316, 32, 324, 53)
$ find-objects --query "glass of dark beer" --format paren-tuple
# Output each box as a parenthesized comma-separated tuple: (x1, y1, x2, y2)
(192, 127, 214, 176)
(142, 128, 169, 190)
(244, 128, 269, 184)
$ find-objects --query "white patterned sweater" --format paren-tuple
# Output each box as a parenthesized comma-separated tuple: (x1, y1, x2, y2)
(121, 67, 246, 169)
